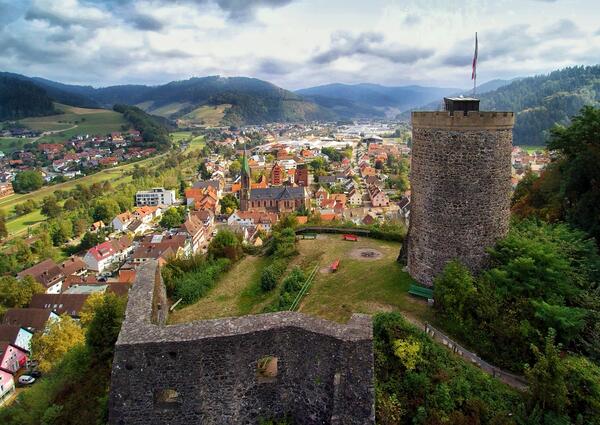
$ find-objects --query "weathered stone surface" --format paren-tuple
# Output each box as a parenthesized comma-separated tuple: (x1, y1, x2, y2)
(108, 261, 375, 425)
(407, 111, 514, 286)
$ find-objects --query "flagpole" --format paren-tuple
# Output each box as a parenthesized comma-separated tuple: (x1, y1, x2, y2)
(472, 32, 478, 97)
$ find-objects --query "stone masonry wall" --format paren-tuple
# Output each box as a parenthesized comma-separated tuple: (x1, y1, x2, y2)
(108, 261, 374, 425)
(407, 111, 514, 286)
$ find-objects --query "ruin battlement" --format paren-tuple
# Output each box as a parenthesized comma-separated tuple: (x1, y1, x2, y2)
(109, 261, 375, 425)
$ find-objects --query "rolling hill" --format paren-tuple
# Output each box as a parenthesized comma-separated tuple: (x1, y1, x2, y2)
(295, 83, 461, 118)
(1, 74, 335, 126)
(0, 75, 56, 120)
(405, 66, 600, 145)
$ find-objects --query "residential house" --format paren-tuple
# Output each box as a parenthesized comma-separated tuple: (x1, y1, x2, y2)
(227, 211, 278, 232)
(179, 214, 208, 254)
(83, 236, 132, 273)
(132, 234, 190, 265)
(17, 259, 64, 294)
(348, 188, 363, 206)
(133, 205, 162, 223)
(0, 368, 15, 405)
(59, 257, 87, 278)
(112, 211, 133, 232)
(29, 293, 89, 319)
(0, 325, 33, 352)
(368, 184, 390, 207)
(0, 343, 27, 374)
(135, 188, 176, 207)
(2, 308, 59, 333)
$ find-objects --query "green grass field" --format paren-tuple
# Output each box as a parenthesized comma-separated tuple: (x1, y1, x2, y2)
(19, 103, 129, 143)
(0, 137, 32, 154)
(170, 235, 432, 325)
(179, 104, 230, 126)
(518, 145, 547, 153)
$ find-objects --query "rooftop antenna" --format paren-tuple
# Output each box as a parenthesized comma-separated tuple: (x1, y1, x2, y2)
(471, 32, 478, 97)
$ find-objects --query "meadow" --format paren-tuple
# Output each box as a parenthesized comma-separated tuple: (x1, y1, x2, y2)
(169, 234, 431, 324)
(19, 103, 128, 143)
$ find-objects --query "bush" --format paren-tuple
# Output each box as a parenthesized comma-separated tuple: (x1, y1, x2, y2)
(173, 258, 231, 305)
(260, 258, 287, 292)
(276, 267, 306, 310)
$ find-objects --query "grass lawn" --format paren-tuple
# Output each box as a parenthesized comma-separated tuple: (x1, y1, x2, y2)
(6, 209, 45, 236)
(19, 103, 128, 143)
(170, 131, 193, 143)
(518, 145, 547, 153)
(179, 104, 230, 126)
(295, 235, 431, 323)
(170, 234, 433, 325)
(0, 137, 33, 154)
(169, 256, 278, 323)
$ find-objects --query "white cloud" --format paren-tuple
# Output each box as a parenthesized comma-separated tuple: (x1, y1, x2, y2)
(0, 0, 598, 89)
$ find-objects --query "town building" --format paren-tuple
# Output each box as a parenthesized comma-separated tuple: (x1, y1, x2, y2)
(84, 237, 132, 273)
(227, 211, 278, 232)
(367, 185, 390, 207)
(135, 188, 176, 207)
(270, 163, 284, 185)
(295, 163, 309, 187)
(17, 259, 64, 294)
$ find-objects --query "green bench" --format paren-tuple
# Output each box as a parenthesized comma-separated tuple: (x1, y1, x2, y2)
(300, 233, 317, 240)
(408, 284, 434, 299)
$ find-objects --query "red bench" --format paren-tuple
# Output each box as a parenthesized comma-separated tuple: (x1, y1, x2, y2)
(330, 259, 340, 272)
(343, 234, 358, 241)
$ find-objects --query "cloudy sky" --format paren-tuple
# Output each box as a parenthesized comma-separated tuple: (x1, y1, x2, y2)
(1, 0, 599, 90)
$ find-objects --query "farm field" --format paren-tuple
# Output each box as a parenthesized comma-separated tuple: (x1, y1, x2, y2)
(179, 104, 230, 127)
(19, 103, 128, 143)
(170, 234, 432, 325)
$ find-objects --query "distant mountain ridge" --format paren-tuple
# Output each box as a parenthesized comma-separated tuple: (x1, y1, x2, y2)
(295, 83, 461, 118)
(0, 73, 335, 126)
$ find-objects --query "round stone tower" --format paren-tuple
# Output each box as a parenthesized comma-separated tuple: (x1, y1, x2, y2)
(406, 98, 514, 286)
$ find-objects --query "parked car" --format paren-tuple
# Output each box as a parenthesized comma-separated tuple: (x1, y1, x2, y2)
(26, 369, 42, 378)
(18, 375, 36, 386)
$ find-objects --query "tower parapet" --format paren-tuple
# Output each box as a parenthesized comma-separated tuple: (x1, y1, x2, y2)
(406, 100, 514, 286)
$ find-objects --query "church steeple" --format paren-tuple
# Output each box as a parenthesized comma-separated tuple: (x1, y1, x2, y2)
(240, 146, 251, 211)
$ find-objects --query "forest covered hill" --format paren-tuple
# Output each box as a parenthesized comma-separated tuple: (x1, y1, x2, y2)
(0, 75, 56, 120)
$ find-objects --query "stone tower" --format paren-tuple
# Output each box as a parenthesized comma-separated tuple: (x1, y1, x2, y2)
(240, 148, 251, 211)
(406, 98, 514, 286)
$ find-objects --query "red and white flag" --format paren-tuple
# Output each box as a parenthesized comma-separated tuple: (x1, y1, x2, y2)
(471, 32, 478, 80)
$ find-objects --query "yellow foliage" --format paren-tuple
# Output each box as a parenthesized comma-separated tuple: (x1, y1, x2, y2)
(79, 292, 106, 327)
(30, 314, 84, 373)
(392, 337, 422, 371)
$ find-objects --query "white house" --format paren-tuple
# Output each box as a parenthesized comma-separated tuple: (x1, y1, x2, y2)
(0, 369, 15, 406)
(135, 188, 176, 207)
(83, 237, 132, 273)
(227, 211, 278, 232)
(112, 211, 133, 232)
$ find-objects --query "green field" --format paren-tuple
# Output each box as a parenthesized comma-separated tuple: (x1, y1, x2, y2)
(179, 104, 230, 126)
(19, 103, 129, 143)
(0, 137, 32, 154)
(170, 235, 431, 324)
(518, 145, 547, 153)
